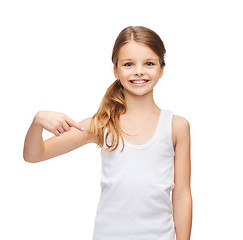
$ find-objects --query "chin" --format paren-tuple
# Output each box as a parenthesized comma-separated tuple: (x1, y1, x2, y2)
(125, 89, 152, 97)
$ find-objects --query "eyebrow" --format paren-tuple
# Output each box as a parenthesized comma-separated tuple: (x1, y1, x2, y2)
(120, 57, 158, 62)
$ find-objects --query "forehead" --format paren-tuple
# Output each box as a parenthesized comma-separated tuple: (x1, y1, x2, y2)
(118, 41, 159, 61)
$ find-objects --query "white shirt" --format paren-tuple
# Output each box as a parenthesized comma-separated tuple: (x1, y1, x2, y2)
(92, 109, 176, 240)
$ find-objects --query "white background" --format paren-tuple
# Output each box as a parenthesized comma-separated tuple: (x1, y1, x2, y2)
(1, 0, 242, 239)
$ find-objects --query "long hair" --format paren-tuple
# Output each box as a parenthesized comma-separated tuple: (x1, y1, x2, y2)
(89, 26, 166, 152)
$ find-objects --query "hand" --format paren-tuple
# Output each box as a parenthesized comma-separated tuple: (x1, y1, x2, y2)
(34, 111, 85, 136)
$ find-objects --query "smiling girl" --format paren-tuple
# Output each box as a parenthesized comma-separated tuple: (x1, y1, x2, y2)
(23, 26, 192, 240)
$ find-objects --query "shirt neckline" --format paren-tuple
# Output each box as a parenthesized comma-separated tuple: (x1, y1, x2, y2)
(121, 109, 164, 150)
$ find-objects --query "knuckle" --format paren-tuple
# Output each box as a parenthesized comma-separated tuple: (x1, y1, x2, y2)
(61, 113, 67, 119)
(50, 127, 56, 133)
(56, 120, 62, 127)
(57, 119, 63, 124)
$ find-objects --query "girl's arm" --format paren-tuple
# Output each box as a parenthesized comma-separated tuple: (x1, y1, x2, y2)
(23, 111, 97, 163)
(172, 116, 193, 240)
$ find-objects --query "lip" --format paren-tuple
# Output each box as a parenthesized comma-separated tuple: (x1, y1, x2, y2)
(129, 79, 150, 86)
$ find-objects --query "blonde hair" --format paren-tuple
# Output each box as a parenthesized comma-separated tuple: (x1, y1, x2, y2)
(89, 26, 166, 152)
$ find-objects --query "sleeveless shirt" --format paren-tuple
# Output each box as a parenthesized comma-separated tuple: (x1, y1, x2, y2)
(92, 109, 176, 240)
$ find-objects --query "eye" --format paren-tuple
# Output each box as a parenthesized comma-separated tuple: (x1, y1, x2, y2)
(146, 62, 154, 66)
(124, 62, 133, 67)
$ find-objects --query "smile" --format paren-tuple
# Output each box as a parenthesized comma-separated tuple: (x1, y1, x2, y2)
(129, 79, 150, 85)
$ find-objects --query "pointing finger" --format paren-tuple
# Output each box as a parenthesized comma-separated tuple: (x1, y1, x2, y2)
(65, 117, 85, 131)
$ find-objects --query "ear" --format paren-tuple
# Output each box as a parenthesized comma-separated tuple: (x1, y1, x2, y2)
(113, 65, 119, 80)
(159, 66, 164, 79)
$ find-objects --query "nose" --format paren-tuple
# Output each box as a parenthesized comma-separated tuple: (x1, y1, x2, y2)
(134, 64, 145, 76)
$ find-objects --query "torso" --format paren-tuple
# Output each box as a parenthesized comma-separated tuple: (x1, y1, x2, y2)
(119, 110, 177, 150)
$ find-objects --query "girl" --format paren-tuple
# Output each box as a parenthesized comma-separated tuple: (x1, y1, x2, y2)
(23, 26, 192, 240)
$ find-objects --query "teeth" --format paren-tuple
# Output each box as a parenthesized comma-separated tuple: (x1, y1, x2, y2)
(131, 80, 147, 83)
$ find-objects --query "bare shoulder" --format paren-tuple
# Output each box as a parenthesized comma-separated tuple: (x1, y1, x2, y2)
(172, 115, 190, 147)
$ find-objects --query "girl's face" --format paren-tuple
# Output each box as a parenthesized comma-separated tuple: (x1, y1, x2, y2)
(114, 40, 164, 97)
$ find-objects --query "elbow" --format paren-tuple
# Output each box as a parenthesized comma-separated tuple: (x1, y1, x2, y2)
(23, 153, 40, 163)
(23, 156, 36, 163)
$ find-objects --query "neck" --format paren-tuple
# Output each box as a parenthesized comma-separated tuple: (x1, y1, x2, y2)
(123, 89, 160, 116)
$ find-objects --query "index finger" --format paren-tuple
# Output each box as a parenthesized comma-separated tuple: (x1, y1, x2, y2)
(65, 116, 84, 131)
